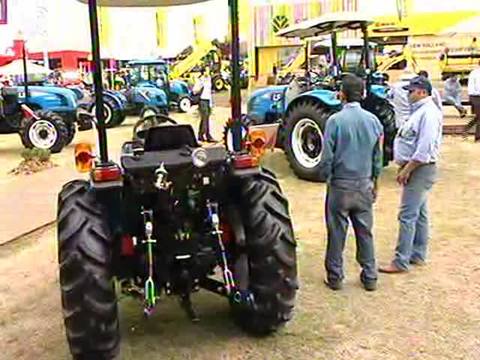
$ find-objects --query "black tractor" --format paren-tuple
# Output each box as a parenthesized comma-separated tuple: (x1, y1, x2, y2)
(57, 1, 298, 359)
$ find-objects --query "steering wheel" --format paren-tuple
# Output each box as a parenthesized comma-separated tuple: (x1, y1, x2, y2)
(133, 113, 178, 141)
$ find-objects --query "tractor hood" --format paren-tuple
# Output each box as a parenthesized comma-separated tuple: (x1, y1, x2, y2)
(29, 86, 78, 106)
(76, 0, 210, 6)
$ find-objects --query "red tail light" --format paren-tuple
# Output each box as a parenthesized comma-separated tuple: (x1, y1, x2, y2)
(91, 164, 122, 182)
(121, 235, 135, 256)
(220, 221, 234, 245)
(233, 154, 259, 169)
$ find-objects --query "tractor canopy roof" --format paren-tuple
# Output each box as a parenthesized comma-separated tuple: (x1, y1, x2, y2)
(76, 0, 209, 6)
(313, 38, 377, 50)
(128, 59, 168, 66)
(277, 12, 373, 39)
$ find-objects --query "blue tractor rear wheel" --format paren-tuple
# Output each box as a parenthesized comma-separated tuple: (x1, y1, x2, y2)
(362, 95, 396, 166)
(283, 100, 335, 182)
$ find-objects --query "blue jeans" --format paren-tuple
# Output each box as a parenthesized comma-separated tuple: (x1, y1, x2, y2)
(444, 94, 465, 114)
(325, 179, 377, 283)
(394, 164, 437, 270)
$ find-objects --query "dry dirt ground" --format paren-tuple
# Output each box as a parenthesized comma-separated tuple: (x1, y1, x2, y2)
(0, 110, 479, 359)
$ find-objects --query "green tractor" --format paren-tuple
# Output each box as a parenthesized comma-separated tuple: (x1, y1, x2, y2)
(57, 1, 298, 359)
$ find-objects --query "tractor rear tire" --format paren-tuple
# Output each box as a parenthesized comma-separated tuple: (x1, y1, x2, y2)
(20, 111, 68, 153)
(283, 100, 335, 182)
(57, 180, 120, 360)
(362, 96, 396, 166)
(65, 121, 77, 146)
(232, 168, 298, 335)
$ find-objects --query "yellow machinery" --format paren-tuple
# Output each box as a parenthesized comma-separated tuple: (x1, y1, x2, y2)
(169, 41, 218, 82)
(377, 45, 419, 74)
(439, 48, 480, 80)
(276, 49, 306, 84)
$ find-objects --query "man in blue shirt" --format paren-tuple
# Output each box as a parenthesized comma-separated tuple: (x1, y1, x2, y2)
(319, 74, 384, 291)
(380, 76, 442, 273)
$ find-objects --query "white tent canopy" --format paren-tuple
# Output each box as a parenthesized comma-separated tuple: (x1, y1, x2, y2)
(277, 12, 373, 39)
(0, 60, 52, 76)
(77, 0, 210, 6)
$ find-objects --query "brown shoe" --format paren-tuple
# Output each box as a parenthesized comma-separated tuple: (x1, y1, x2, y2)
(378, 262, 408, 274)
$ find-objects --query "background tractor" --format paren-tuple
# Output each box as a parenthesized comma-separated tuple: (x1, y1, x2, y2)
(0, 52, 76, 152)
(247, 13, 396, 182)
(123, 59, 197, 115)
(58, 0, 298, 359)
(0, 86, 70, 153)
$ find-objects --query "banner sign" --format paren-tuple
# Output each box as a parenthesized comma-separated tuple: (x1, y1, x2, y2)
(0, 0, 7, 25)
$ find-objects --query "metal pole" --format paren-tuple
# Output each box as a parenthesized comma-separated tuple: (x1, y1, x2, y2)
(229, 0, 242, 152)
(361, 22, 371, 94)
(304, 40, 309, 73)
(22, 43, 29, 102)
(330, 30, 338, 77)
(88, 0, 109, 163)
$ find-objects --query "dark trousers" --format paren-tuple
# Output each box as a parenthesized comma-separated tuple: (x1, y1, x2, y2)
(198, 99, 211, 139)
(325, 179, 377, 283)
(466, 96, 480, 141)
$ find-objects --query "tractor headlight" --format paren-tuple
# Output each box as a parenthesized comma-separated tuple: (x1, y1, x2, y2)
(192, 148, 208, 168)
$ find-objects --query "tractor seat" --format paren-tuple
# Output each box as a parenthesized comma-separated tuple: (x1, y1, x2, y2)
(143, 124, 199, 152)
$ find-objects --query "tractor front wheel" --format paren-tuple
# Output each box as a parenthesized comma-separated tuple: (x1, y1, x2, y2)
(213, 76, 226, 92)
(20, 111, 68, 153)
(91, 96, 124, 128)
(231, 168, 298, 335)
(57, 180, 120, 360)
(283, 100, 334, 181)
(178, 96, 192, 113)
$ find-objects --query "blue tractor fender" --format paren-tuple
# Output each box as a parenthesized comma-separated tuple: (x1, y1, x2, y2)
(285, 89, 342, 114)
(246, 85, 288, 124)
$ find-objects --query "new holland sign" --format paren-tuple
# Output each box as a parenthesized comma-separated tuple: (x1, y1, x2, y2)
(272, 15, 290, 33)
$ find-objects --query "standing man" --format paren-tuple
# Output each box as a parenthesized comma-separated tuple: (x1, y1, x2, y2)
(444, 74, 467, 117)
(466, 60, 480, 141)
(194, 67, 215, 142)
(319, 74, 384, 291)
(379, 76, 443, 273)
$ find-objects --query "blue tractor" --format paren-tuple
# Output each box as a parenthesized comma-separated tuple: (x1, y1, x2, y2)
(123, 59, 197, 117)
(247, 14, 396, 182)
(70, 83, 127, 129)
(0, 85, 73, 153)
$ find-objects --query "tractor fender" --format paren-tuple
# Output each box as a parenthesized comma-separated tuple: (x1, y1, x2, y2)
(286, 89, 341, 115)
